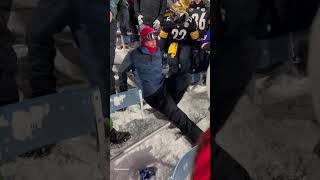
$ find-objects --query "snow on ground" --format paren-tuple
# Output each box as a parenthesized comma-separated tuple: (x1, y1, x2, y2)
(0, 135, 104, 180)
(110, 85, 210, 180)
(217, 71, 320, 180)
(0, 84, 210, 180)
(2, 46, 319, 180)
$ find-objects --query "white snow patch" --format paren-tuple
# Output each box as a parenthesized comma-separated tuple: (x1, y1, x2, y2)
(113, 95, 126, 106)
(11, 104, 49, 140)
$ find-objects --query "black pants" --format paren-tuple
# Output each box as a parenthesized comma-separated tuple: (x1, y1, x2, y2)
(144, 73, 203, 145)
(110, 21, 117, 94)
(128, 2, 139, 42)
(167, 44, 192, 76)
(26, 0, 109, 115)
(193, 45, 210, 73)
(213, 141, 252, 180)
(212, 37, 258, 136)
(0, 13, 19, 106)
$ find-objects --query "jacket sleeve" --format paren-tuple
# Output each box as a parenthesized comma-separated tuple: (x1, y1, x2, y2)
(158, 19, 172, 50)
(133, 0, 141, 18)
(157, 38, 167, 52)
(118, 52, 133, 92)
(188, 17, 200, 49)
(157, 0, 167, 21)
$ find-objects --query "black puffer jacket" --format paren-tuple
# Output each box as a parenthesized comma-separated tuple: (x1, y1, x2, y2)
(133, 0, 167, 25)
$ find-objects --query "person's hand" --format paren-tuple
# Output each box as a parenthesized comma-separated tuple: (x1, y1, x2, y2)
(137, 15, 144, 25)
(153, 19, 161, 30)
(201, 42, 210, 54)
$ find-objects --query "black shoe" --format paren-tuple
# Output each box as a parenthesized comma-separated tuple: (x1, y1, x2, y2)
(169, 123, 176, 129)
(110, 128, 131, 144)
(19, 144, 55, 159)
(116, 107, 127, 112)
(314, 140, 320, 159)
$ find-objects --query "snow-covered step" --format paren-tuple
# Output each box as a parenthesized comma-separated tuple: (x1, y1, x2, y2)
(110, 113, 210, 179)
(111, 85, 210, 159)
(110, 104, 208, 158)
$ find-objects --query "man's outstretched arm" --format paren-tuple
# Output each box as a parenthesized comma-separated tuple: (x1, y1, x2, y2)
(118, 52, 133, 92)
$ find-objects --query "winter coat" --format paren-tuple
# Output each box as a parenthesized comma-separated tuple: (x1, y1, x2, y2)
(118, 46, 166, 97)
(133, 0, 167, 25)
(116, 0, 130, 31)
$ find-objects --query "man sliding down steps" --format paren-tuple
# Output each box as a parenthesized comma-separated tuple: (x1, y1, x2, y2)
(118, 26, 203, 145)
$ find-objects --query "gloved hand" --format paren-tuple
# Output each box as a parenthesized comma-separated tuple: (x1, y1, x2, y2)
(201, 42, 210, 54)
(153, 19, 161, 30)
(138, 15, 144, 25)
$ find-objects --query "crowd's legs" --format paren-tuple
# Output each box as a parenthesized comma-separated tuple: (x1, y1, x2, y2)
(167, 45, 192, 76)
(110, 20, 117, 95)
(0, 13, 19, 106)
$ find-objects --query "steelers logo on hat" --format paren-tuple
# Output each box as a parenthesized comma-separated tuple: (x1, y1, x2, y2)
(201, 8, 206, 12)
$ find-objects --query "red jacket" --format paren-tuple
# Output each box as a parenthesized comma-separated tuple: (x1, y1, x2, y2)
(192, 128, 210, 180)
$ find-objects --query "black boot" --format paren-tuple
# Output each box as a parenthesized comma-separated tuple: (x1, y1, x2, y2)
(110, 128, 131, 144)
(18, 144, 55, 159)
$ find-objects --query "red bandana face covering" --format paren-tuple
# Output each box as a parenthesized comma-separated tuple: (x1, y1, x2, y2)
(142, 42, 157, 55)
